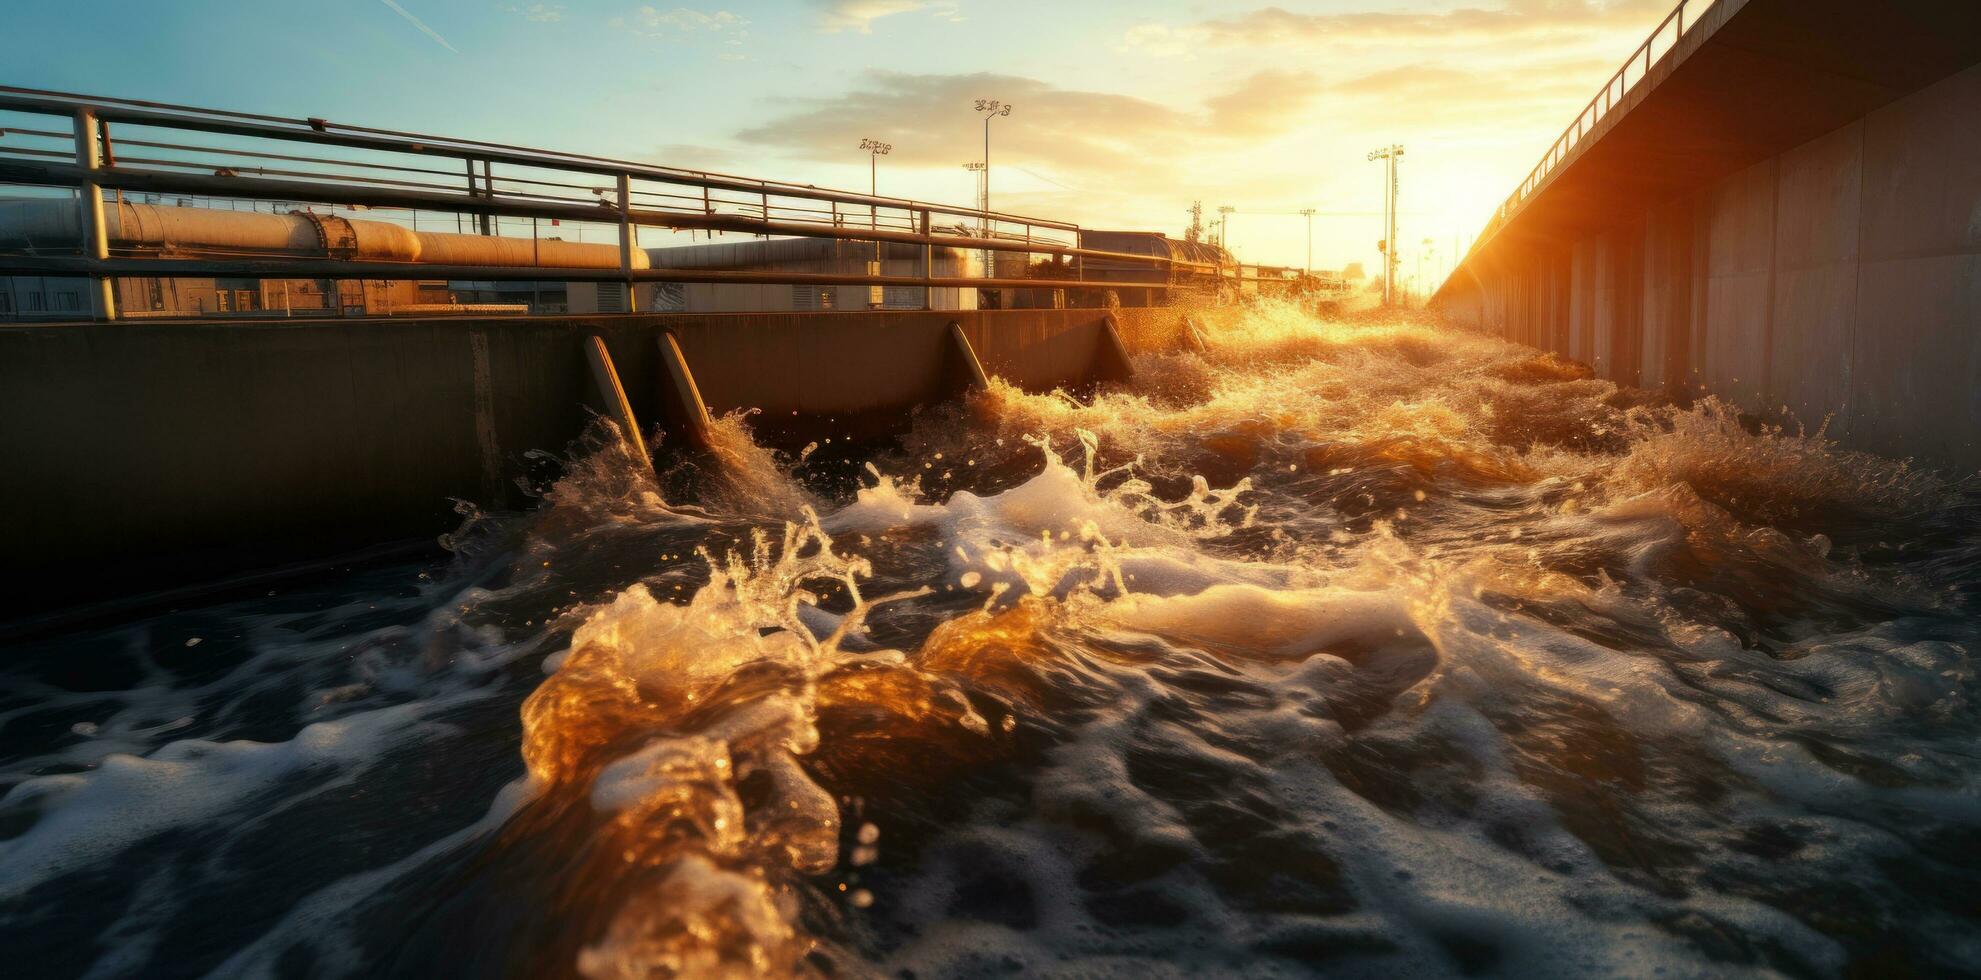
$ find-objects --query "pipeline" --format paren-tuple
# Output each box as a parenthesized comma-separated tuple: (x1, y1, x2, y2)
(0, 199, 646, 270)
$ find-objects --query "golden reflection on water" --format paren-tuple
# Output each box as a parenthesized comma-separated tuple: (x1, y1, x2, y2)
(502, 301, 1959, 977)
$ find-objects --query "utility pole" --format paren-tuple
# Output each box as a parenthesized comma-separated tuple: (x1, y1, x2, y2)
(1186, 201, 1203, 243)
(1367, 144, 1404, 305)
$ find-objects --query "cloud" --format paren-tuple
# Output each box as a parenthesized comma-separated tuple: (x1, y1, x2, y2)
(810, 0, 961, 34)
(377, 0, 458, 53)
(615, 6, 751, 52)
(500, 3, 565, 22)
(1124, 0, 1669, 55)
(645, 142, 741, 172)
(1321, 58, 1617, 130)
(623, 6, 748, 34)
(1203, 69, 1324, 137)
(732, 70, 1321, 176)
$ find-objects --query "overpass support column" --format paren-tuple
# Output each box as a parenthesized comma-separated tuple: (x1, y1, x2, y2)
(71, 108, 116, 321)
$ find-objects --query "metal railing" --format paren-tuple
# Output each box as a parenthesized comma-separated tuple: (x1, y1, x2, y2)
(0, 86, 1267, 320)
(1459, 0, 1721, 263)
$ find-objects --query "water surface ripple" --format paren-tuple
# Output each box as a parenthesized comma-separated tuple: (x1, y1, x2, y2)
(5, 305, 1979, 978)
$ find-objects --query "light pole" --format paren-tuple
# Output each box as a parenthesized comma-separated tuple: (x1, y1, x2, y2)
(859, 138, 891, 237)
(858, 138, 892, 198)
(974, 99, 1011, 280)
(1216, 205, 1235, 251)
(973, 100, 1012, 219)
(858, 139, 892, 308)
(1367, 144, 1404, 305)
(1298, 207, 1316, 277)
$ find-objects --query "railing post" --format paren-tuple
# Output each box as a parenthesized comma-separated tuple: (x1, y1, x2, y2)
(478, 159, 494, 235)
(920, 209, 934, 311)
(72, 107, 116, 321)
(617, 172, 638, 313)
(1073, 228, 1084, 296)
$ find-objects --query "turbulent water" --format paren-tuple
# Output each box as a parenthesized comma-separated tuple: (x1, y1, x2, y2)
(5, 303, 1981, 979)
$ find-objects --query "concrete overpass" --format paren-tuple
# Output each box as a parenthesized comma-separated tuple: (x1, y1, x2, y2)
(1434, 0, 1981, 470)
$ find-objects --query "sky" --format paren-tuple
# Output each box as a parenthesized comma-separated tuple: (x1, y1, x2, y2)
(5, 0, 1681, 290)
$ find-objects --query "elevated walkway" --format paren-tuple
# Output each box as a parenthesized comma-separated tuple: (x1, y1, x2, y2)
(1436, 0, 1981, 469)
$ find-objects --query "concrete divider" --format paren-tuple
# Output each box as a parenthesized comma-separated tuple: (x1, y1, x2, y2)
(1437, 0, 1980, 471)
(0, 306, 1184, 613)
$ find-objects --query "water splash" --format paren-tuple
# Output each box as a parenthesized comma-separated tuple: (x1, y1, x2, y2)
(6, 300, 1979, 978)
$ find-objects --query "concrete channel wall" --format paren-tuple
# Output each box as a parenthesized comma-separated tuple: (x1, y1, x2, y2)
(0, 307, 1181, 614)
(1437, 0, 1981, 472)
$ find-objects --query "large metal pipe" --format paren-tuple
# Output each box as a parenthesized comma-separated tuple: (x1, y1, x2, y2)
(412, 232, 649, 270)
(0, 160, 1204, 271)
(0, 198, 643, 269)
(0, 252, 1125, 289)
(0, 252, 1325, 289)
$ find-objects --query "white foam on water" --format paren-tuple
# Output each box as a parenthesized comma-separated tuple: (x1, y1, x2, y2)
(8, 300, 1979, 978)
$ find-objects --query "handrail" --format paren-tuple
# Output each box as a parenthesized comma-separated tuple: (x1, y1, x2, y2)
(0, 86, 1325, 318)
(1456, 0, 1718, 266)
(0, 86, 1078, 231)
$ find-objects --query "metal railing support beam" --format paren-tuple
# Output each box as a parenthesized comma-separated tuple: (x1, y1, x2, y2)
(71, 107, 116, 321)
(0, 252, 1222, 290)
(920, 210, 934, 311)
(0, 90, 1083, 231)
(617, 172, 637, 313)
(0, 157, 1199, 273)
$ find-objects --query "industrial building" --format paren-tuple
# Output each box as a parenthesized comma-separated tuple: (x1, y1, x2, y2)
(567, 236, 982, 314)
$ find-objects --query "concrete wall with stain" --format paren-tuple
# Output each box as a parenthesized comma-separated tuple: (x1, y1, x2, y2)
(1439, 2, 1980, 471)
(0, 306, 1184, 612)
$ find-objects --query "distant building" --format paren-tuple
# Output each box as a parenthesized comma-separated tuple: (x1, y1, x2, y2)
(566, 237, 982, 314)
(0, 275, 454, 321)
